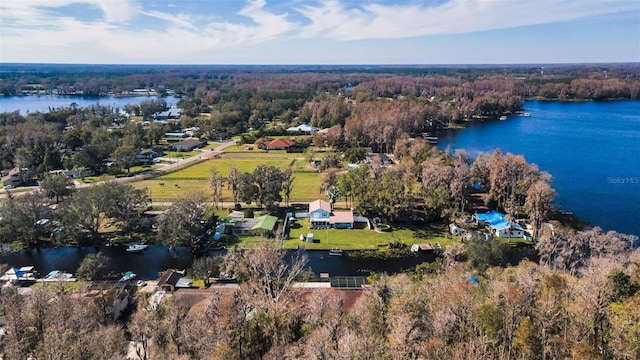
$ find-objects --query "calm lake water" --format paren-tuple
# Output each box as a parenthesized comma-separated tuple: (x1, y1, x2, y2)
(439, 100, 640, 237)
(0, 95, 182, 114)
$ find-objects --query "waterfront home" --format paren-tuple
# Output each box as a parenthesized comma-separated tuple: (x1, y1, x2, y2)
(157, 271, 182, 293)
(475, 211, 526, 238)
(264, 138, 296, 150)
(309, 199, 354, 229)
(330, 211, 354, 229)
(153, 108, 182, 121)
(156, 270, 193, 293)
(309, 199, 332, 228)
(222, 215, 279, 236)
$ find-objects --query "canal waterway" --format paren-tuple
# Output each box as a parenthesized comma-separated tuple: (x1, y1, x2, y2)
(0, 95, 182, 114)
(438, 100, 640, 237)
(0, 246, 431, 280)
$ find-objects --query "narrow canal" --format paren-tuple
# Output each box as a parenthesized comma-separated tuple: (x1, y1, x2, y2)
(1, 245, 433, 280)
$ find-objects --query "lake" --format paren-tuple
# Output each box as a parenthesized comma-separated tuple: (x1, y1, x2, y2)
(0, 95, 182, 114)
(438, 100, 640, 237)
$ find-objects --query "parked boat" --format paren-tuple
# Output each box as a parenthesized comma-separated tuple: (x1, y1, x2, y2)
(499, 116, 508, 121)
(126, 243, 149, 252)
(329, 249, 344, 256)
(522, 112, 531, 117)
(119, 271, 136, 282)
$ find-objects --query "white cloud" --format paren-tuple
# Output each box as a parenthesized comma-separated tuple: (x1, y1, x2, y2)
(0, 0, 638, 63)
(139, 10, 196, 29)
(295, 0, 640, 40)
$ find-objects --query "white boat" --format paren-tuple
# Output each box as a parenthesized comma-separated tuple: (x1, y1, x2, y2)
(126, 244, 149, 252)
(329, 249, 343, 256)
(522, 112, 531, 117)
(499, 116, 507, 121)
(119, 271, 136, 282)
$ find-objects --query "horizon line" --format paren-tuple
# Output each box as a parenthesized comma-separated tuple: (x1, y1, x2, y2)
(2, 62, 639, 67)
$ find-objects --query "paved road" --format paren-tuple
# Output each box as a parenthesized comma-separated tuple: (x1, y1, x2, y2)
(0, 140, 237, 198)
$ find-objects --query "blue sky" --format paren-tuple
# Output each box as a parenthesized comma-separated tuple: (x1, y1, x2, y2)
(1, 0, 639, 64)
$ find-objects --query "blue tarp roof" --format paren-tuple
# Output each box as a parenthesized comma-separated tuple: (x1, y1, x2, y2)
(476, 211, 524, 231)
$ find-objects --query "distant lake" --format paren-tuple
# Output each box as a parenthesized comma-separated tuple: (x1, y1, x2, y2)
(0, 95, 182, 114)
(439, 100, 640, 237)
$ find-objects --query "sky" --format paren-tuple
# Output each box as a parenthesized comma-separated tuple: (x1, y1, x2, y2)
(1, 0, 639, 65)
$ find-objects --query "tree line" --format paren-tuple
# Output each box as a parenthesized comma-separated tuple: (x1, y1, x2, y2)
(2, 237, 639, 359)
(3, 65, 639, 179)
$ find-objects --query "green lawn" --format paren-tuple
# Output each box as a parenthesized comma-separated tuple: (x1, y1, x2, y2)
(284, 221, 452, 250)
(226, 220, 453, 251)
(289, 173, 322, 200)
(135, 156, 315, 201)
(163, 150, 203, 159)
(134, 180, 209, 200)
(222, 144, 260, 152)
(159, 158, 293, 179)
(220, 151, 299, 159)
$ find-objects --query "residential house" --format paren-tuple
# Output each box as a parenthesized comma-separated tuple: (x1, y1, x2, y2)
(64, 168, 95, 179)
(264, 138, 297, 150)
(286, 123, 319, 134)
(309, 199, 354, 229)
(475, 211, 525, 238)
(137, 148, 164, 162)
(226, 215, 279, 236)
(170, 138, 205, 152)
(157, 271, 182, 293)
(153, 108, 182, 121)
(165, 132, 188, 138)
(1, 168, 23, 188)
(309, 199, 332, 228)
(330, 211, 354, 229)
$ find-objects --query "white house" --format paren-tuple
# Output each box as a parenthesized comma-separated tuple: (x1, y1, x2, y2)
(286, 123, 319, 134)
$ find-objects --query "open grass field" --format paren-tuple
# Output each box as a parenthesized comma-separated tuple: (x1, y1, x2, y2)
(159, 158, 294, 179)
(220, 151, 300, 159)
(289, 172, 322, 200)
(133, 152, 321, 201)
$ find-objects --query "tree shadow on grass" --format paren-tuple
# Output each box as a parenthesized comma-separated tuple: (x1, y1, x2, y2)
(411, 224, 447, 239)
